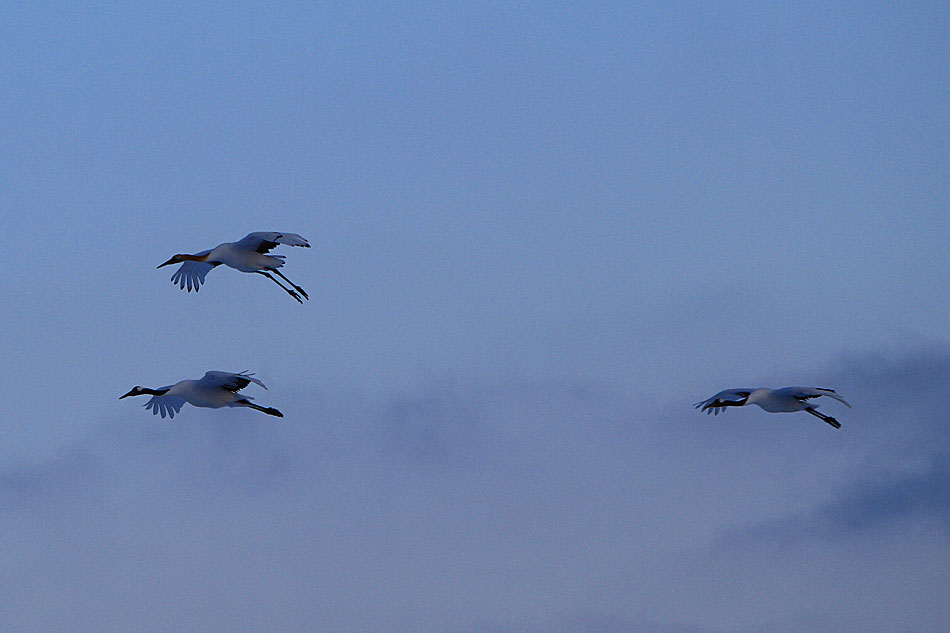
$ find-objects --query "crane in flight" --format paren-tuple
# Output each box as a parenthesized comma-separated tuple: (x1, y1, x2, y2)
(120, 371, 283, 419)
(694, 386, 850, 429)
(158, 232, 310, 303)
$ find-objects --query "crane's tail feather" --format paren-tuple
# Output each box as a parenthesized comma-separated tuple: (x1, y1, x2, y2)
(234, 371, 266, 389)
(816, 388, 851, 408)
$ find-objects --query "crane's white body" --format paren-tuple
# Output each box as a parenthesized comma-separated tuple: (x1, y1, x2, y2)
(120, 371, 283, 419)
(159, 232, 310, 302)
(694, 387, 850, 428)
(207, 242, 287, 273)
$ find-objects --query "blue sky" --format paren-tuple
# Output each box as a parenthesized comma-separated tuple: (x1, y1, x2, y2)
(1, 3, 948, 631)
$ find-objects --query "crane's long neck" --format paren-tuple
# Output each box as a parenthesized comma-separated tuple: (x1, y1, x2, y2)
(158, 252, 214, 269)
(121, 385, 171, 400)
(180, 253, 211, 262)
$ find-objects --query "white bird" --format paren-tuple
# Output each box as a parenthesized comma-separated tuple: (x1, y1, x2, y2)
(694, 387, 851, 429)
(158, 232, 311, 303)
(120, 371, 283, 419)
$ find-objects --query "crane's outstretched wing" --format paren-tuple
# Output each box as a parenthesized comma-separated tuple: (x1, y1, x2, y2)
(233, 232, 310, 254)
(144, 391, 187, 419)
(197, 370, 267, 393)
(169, 249, 218, 292)
(775, 387, 851, 408)
(694, 388, 756, 415)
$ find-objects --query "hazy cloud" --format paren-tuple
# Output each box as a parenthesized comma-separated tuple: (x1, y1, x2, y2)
(4, 349, 949, 632)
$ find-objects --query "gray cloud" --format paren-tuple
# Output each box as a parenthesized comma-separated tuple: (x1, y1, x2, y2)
(3, 348, 950, 633)
(716, 346, 950, 545)
(733, 453, 950, 547)
(0, 447, 102, 505)
(820, 453, 950, 531)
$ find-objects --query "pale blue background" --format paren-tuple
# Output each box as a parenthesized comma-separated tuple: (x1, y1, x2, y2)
(1, 3, 947, 632)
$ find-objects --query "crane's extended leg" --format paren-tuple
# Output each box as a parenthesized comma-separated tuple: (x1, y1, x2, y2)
(256, 271, 303, 303)
(805, 407, 840, 429)
(272, 268, 309, 300)
(236, 399, 284, 417)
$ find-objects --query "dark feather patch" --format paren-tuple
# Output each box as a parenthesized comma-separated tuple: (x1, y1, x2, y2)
(256, 239, 280, 254)
(223, 377, 251, 392)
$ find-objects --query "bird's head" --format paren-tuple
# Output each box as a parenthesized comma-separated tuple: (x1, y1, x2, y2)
(157, 254, 187, 269)
(119, 386, 146, 399)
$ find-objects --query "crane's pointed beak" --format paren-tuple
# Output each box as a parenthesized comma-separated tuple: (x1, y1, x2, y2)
(157, 257, 177, 269)
(119, 388, 137, 399)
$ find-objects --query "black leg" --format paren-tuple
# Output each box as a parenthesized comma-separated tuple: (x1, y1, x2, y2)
(273, 269, 309, 300)
(805, 407, 841, 429)
(256, 271, 303, 303)
(237, 399, 284, 417)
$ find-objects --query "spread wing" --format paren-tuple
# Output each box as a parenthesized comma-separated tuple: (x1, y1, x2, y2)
(694, 388, 755, 415)
(233, 232, 310, 254)
(169, 249, 218, 292)
(197, 371, 267, 393)
(775, 387, 851, 408)
(144, 390, 186, 419)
